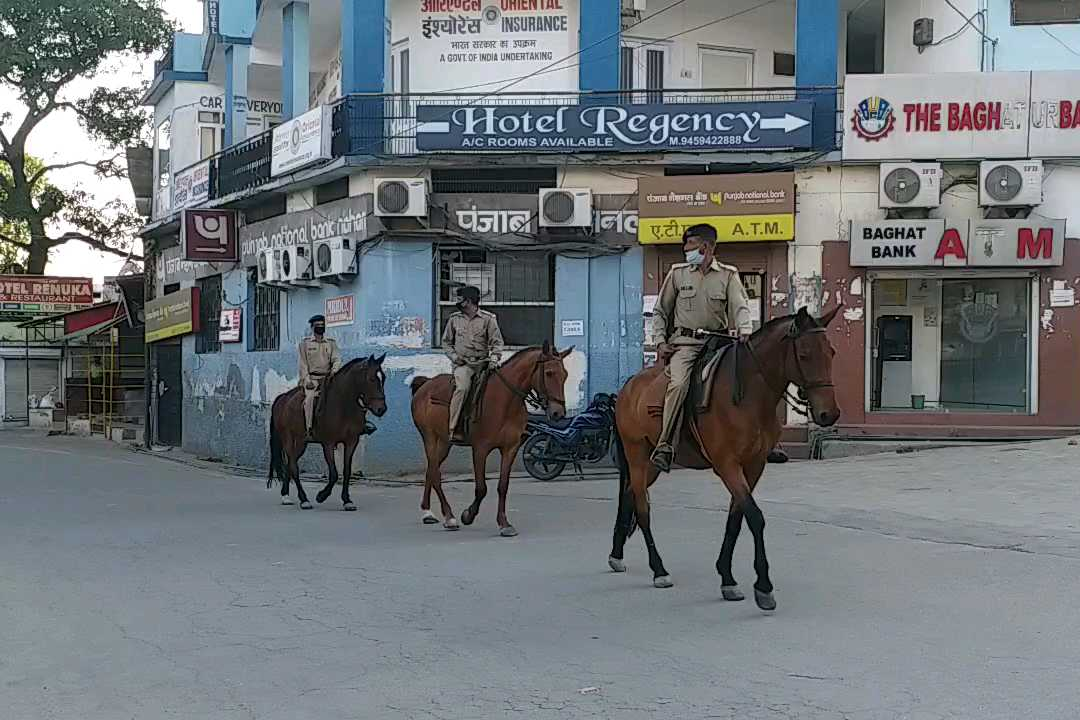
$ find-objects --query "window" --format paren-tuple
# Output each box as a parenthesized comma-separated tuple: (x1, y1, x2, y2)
(846, 0, 885, 74)
(773, 52, 795, 77)
(250, 273, 281, 351)
(315, 177, 350, 205)
(1012, 0, 1080, 24)
(436, 247, 555, 348)
(196, 275, 222, 354)
(870, 277, 1032, 413)
(431, 167, 556, 194)
(699, 47, 753, 89)
(198, 111, 225, 159)
(244, 195, 287, 223)
(620, 39, 665, 102)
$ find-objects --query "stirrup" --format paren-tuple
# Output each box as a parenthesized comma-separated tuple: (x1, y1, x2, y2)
(650, 446, 673, 473)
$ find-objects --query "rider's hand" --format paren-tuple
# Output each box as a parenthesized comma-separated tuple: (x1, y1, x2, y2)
(657, 343, 675, 361)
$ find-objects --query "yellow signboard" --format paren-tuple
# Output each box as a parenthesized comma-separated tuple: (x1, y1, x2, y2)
(144, 287, 199, 343)
(638, 214, 795, 245)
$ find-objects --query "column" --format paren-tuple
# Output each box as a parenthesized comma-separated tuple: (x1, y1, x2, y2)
(578, 0, 620, 93)
(796, 0, 840, 151)
(224, 43, 251, 146)
(282, 2, 311, 119)
(341, 0, 387, 155)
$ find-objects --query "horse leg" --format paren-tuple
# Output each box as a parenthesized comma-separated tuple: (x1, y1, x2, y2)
(625, 444, 670, 587)
(495, 440, 522, 537)
(316, 442, 339, 505)
(716, 498, 745, 601)
(460, 445, 490, 527)
(288, 441, 312, 510)
(279, 442, 293, 506)
(422, 436, 457, 530)
(716, 460, 773, 611)
(340, 438, 359, 511)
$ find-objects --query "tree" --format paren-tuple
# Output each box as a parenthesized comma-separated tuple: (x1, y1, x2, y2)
(0, 0, 173, 274)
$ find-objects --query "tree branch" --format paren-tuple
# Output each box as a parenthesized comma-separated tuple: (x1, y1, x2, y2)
(0, 232, 31, 249)
(28, 154, 124, 185)
(51, 232, 144, 261)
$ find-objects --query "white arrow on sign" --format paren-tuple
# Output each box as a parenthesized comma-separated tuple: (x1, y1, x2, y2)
(759, 114, 811, 133)
(417, 121, 450, 134)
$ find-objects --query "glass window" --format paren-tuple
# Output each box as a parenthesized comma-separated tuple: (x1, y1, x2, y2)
(1012, 0, 1080, 25)
(699, 48, 753, 89)
(200, 126, 219, 160)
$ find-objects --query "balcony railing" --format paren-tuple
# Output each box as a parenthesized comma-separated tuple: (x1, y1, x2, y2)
(162, 87, 841, 217)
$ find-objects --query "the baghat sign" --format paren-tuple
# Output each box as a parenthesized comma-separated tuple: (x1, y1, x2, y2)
(850, 219, 1067, 267)
(145, 288, 200, 343)
(637, 173, 796, 244)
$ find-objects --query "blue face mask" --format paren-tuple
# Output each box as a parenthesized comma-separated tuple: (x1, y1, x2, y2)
(685, 249, 704, 265)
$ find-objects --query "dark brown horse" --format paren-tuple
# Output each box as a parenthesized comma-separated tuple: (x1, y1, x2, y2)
(267, 355, 388, 510)
(410, 341, 572, 536)
(609, 307, 841, 611)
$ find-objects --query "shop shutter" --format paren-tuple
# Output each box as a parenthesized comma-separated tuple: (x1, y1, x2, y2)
(3, 358, 60, 421)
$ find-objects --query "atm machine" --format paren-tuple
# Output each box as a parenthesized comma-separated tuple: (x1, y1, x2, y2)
(874, 315, 913, 410)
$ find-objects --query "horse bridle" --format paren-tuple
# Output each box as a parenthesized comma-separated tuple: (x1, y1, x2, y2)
(352, 363, 386, 411)
(494, 356, 565, 412)
(744, 322, 833, 415)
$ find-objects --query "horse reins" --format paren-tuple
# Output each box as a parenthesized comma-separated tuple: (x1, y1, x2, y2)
(743, 323, 833, 417)
(493, 356, 564, 412)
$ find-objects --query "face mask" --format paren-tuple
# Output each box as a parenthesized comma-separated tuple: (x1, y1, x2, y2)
(313, 325, 326, 336)
(685, 249, 704, 265)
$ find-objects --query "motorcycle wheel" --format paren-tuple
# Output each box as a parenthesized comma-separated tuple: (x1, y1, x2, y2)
(522, 434, 567, 481)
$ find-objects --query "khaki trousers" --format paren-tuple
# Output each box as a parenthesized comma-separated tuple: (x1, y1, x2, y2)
(302, 379, 321, 432)
(449, 364, 477, 433)
(657, 344, 704, 451)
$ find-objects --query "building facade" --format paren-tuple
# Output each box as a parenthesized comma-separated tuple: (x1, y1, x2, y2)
(136, 0, 1080, 472)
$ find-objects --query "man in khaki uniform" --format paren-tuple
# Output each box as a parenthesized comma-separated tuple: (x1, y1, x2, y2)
(651, 224, 753, 472)
(442, 286, 505, 442)
(299, 314, 342, 439)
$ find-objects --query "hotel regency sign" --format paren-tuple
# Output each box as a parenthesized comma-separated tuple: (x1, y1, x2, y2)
(636, 173, 796, 244)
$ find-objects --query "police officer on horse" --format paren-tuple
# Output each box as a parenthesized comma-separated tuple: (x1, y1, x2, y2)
(442, 285, 505, 443)
(299, 314, 342, 440)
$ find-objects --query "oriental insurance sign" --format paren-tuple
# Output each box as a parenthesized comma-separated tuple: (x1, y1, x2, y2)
(636, 173, 795, 245)
(145, 288, 200, 343)
(0, 275, 93, 314)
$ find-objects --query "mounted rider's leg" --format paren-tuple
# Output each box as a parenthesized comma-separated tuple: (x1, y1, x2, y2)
(303, 381, 318, 440)
(651, 345, 700, 472)
(449, 364, 475, 442)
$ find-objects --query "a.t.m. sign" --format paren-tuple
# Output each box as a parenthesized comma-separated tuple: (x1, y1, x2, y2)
(415, 101, 814, 152)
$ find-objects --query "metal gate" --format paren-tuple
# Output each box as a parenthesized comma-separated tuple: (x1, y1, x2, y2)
(156, 344, 183, 446)
(3, 358, 60, 422)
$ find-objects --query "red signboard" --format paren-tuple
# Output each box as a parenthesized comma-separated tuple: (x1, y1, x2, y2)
(0, 275, 93, 305)
(325, 295, 355, 327)
(182, 208, 238, 262)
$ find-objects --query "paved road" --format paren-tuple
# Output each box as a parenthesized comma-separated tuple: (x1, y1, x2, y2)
(3, 430, 1080, 720)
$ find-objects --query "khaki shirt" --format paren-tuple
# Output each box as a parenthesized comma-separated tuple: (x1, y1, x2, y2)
(298, 336, 343, 384)
(441, 309, 505, 366)
(652, 261, 753, 345)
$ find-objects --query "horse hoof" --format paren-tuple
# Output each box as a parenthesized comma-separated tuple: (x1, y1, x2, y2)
(316, 490, 330, 504)
(721, 584, 745, 602)
(499, 525, 518, 538)
(343, 502, 357, 512)
(608, 556, 627, 573)
(444, 517, 460, 531)
(754, 589, 777, 612)
(653, 575, 674, 589)
(461, 509, 475, 526)
(421, 510, 439, 524)
(300, 501, 313, 510)
(281, 497, 294, 506)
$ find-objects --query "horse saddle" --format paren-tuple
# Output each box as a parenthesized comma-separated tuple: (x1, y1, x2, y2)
(646, 334, 741, 419)
(431, 364, 495, 441)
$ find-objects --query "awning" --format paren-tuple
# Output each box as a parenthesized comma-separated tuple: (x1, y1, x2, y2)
(59, 315, 126, 344)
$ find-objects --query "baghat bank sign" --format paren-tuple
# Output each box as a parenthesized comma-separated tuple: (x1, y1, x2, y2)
(844, 71, 1080, 159)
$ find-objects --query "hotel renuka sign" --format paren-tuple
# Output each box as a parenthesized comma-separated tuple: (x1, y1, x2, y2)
(416, 102, 814, 152)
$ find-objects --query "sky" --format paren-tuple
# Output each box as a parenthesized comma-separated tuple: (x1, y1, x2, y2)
(0, 0, 204, 282)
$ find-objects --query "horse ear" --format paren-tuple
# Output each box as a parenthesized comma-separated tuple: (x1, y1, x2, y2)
(558, 345, 574, 359)
(376, 353, 387, 365)
(820, 304, 843, 327)
(542, 339, 552, 356)
(795, 306, 811, 329)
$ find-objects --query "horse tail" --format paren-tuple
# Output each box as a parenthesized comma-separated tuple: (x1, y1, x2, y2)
(267, 416, 285, 489)
(612, 428, 638, 538)
(410, 376, 430, 396)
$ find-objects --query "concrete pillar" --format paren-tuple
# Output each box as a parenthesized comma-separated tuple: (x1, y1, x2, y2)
(282, 2, 311, 119)
(578, 0, 620, 93)
(796, 0, 840, 150)
(224, 43, 251, 146)
(341, 0, 386, 94)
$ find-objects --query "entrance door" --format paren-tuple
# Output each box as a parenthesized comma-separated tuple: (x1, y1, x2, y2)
(156, 343, 183, 446)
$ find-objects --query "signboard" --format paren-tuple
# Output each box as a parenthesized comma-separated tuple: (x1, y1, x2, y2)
(0, 276, 93, 312)
(325, 295, 355, 327)
(173, 160, 211, 210)
(636, 173, 796, 244)
(1029, 70, 1080, 157)
(206, 0, 219, 34)
(414, 0, 575, 93)
(219, 308, 242, 342)
(240, 194, 372, 267)
(145, 288, 200, 343)
(843, 72, 1032, 160)
(416, 102, 813, 152)
(271, 106, 332, 177)
(182, 208, 238, 262)
(561, 319, 584, 336)
(198, 95, 282, 118)
(849, 219, 1066, 267)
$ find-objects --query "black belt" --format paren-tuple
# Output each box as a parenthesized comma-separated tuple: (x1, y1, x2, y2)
(674, 327, 729, 338)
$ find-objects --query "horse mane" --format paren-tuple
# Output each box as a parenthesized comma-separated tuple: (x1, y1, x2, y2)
(500, 346, 543, 365)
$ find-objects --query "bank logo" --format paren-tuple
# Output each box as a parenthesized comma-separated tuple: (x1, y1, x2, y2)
(852, 96, 895, 142)
(290, 124, 302, 155)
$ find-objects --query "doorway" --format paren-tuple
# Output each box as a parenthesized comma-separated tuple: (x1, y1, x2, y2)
(155, 342, 183, 446)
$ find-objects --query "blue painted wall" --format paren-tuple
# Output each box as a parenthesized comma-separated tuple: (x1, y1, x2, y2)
(796, 0, 840, 150)
(173, 33, 205, 72)
(578, 0, 620, 91)
(986, 0, 1080, 70)
(219, 0, 257, 40)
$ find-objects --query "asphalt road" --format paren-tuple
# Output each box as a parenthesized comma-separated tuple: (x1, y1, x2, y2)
(3, 430, 1079, 719)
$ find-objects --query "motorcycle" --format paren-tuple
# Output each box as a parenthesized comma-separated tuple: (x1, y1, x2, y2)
(522, 393, 617, 481)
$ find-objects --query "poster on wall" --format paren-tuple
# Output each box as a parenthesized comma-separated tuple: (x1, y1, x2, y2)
(219, 308, 242, 342)
(325, 295, 355, 327)
(414, 0, 575, 93)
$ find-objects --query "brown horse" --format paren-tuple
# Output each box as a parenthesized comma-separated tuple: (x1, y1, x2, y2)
(609, 306, 841, 611)
(410, 341, 572, 536)
(267, 355, 388, 510)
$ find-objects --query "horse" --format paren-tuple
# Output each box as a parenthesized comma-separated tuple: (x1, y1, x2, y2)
(267, 355, 388, 510)
(609, 306, 842, 611)
(409, 341, 572, 536)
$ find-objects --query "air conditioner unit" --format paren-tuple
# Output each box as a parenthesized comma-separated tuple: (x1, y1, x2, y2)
(375, 178, 428, 217)
(313, 236, 357, 278)
(539, 188, 593, 227)
(256, 247, 281, 284)
(280, 244, 313, 283)
(879, 162, 941, 208)
(979, 160, 1043, 207)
